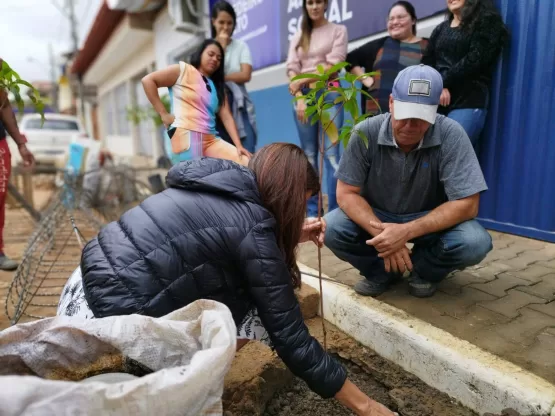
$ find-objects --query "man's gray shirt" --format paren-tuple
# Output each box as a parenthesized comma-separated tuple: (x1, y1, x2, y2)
(336, 114, 488, 215)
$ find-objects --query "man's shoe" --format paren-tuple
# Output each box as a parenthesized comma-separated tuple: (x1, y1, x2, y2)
(354, 278, 389, 297)
(0, 255, 18, 271)
(408, 273, 437, 298)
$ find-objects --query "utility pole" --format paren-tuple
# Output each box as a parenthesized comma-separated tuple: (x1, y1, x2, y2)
(66, 0, 86, 119)
(48, 43, 59, 112)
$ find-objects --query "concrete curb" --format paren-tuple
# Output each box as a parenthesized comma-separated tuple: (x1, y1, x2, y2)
(299, 264, 555, 416)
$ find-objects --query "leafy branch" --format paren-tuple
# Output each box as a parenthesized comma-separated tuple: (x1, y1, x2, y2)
(292, 62, 381, 149)
(127, 94, 171, 128)
(0, 60, 45, 124)
(291, 62, 382, 349)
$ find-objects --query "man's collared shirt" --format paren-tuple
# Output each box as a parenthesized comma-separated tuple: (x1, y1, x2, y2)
(336, 113, 488, 214)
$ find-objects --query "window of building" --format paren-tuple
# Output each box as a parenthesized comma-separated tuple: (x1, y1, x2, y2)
(113, 82, 130, 135)
(100, 92, 115, 136)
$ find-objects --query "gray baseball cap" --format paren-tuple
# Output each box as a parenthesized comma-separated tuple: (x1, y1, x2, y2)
(391, 64, 443, 124)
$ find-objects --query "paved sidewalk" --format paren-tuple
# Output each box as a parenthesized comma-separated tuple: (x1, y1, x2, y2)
(298, 230, 555, 384)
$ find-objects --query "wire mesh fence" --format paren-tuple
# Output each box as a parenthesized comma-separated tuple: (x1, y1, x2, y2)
(4, 163, 164, 325)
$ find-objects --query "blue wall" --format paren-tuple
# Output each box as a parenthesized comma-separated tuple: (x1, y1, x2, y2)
(476, 0, 555, 242)
(251, 85, 299, 149)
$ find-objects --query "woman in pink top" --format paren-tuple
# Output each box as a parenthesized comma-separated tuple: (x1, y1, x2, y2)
(286, 0, 347, 217)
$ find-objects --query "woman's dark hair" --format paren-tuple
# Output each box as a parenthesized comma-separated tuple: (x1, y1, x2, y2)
(449, 0, 508, 34)
(190, 39, 225, 107)
(389, 1, 418, 35)
(248, 143, 320, 288)
(297, 0, 328, 52)
(210, 0, 237, 38)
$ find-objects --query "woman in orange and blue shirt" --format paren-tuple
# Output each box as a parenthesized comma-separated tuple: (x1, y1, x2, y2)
(142, 39, 251, 166)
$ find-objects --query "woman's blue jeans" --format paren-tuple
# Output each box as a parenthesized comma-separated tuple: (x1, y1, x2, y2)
(294, 89, 344, 217)
(447, 108, 488, 148)
(240, 109, 257, 153)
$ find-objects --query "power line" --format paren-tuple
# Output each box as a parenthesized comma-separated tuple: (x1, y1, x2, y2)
(50, 0, 69, 19)
(80, 0, 92, 26)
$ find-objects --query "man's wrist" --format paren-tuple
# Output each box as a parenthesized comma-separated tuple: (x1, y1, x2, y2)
(404, 221, 419, 241)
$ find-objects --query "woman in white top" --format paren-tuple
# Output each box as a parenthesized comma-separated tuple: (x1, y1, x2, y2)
(211, 0, 257, 153)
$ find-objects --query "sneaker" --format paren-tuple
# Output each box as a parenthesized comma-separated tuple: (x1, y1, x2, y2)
(408, 272, 437, 298)
(0, 255, 18, 271)
(354, 278, 390, 297)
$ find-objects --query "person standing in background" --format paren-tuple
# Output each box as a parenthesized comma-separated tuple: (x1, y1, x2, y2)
(286, 0, 348, 217)
(142, 40, 251, 166)
(211, 0, 258, 154)
(0, 81, 35, 270)
(347, 1, 428, 115)
(422, 0, 508, 148)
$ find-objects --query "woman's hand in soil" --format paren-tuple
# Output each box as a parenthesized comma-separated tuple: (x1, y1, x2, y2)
(161, 113, 175, 129)
(361, 399, 399, 416)
(335, 379, 398, 416)
(300, 217, 326, 246)
(296, 99, 308, 124)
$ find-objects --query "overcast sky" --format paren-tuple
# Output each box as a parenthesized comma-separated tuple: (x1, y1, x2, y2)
(1, 0, 103, 82)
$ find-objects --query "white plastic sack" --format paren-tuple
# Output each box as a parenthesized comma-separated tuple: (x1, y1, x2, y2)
(0, 300, 237, 416)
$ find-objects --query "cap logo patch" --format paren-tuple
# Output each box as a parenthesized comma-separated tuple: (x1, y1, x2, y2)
(408, 79, 431, 96)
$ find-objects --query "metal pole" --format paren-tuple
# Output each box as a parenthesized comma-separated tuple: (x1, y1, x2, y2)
(67, 0, 86, 119)
(48, 43, 58, 112)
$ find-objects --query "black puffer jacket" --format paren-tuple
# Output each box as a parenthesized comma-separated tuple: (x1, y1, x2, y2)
(81, 158, 346, 398)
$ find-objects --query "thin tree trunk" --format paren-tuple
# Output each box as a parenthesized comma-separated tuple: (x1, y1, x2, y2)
(317, 121, 327, 351)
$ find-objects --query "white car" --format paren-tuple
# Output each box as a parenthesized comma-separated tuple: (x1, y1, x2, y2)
(8, 113, 88, 165)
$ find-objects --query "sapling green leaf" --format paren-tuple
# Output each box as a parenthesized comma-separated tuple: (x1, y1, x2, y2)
(0, 60, 45, 125)
(291, 73, 325, 81)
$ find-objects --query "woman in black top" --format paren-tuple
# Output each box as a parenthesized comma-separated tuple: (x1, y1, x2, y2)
(422, 0, 508, 147)
(347, 1, 428, 115)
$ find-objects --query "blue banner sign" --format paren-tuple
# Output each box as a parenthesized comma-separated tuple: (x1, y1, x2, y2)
(209, 0, 446, 70)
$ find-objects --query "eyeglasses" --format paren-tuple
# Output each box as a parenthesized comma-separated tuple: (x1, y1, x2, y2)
(201, 75, 212, 93)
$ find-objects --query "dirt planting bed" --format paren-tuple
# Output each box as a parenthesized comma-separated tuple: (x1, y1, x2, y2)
(263, 321, 475, 416)
(226, 318, 530, 416)
(264, 355, 475, 416)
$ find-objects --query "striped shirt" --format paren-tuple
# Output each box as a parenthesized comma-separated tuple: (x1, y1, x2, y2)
(347, 36, 428, 115)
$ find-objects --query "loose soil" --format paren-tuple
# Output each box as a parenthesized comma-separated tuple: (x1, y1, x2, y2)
(264, 356, 475, 416)
(227, 319, 529, 416)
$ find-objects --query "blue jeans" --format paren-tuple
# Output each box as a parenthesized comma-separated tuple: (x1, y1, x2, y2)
(240, 109, 256, 153)
(447, 108, 487, 148)
(294, 89, 343, 217)
(324, 208, 492, 283)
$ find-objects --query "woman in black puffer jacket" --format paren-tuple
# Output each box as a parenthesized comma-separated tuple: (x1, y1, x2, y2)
(57, 143, 396, 416)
